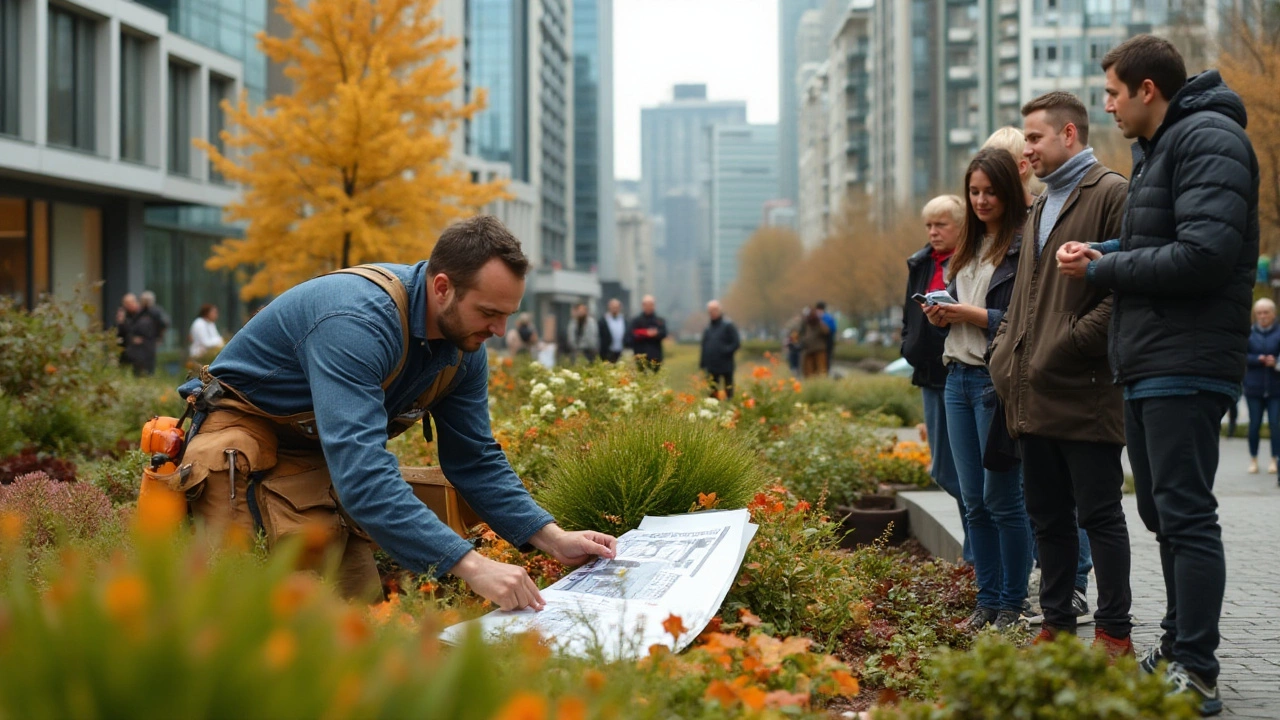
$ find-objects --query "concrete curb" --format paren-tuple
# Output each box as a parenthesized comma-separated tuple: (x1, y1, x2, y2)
(898, 490, 965, 564)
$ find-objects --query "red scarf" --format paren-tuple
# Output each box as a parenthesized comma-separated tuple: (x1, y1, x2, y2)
(928, 250, 953, 292)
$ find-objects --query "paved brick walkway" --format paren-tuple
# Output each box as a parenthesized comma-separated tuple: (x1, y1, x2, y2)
(900, 432, 1280, 717)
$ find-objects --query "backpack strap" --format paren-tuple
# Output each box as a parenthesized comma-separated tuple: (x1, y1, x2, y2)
(327, 265, 410, 391)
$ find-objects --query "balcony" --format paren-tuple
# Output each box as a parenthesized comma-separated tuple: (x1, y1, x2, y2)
(999, 0, 1017, 17)
(947, 26, 976, 44)
(998, 87, 1020, 106)
(999, 41, 1018, 61)
(948, 128, 977, 146)
(947, 65, 978, 83)
(1001, 65, 1019, 82)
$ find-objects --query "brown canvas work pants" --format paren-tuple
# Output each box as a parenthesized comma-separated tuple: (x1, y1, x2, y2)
(173, 408, 382, 602)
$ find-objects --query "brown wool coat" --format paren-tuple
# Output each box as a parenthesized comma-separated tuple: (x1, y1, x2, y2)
(988, 161, 1128, 445)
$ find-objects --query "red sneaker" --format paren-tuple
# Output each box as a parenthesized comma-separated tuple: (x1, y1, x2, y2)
(1033, 627, 1056, 645)
(1093, 628, 1135, 660)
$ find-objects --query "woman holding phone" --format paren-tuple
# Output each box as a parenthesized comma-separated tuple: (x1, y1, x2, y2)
(923, 147, 1031, 632)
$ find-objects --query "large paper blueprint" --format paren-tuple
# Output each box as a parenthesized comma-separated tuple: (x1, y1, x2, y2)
(440, 509, 758, 659)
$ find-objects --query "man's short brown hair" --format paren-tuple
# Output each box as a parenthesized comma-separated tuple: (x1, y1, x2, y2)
(428, 215, 529, 296)
(1021, 91, 1090, 145)
(1101, 34, 1187, 102)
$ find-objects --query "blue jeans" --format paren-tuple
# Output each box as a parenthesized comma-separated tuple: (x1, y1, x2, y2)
(945, 363, 1031, 611)
(1245, 395, 1280, 460)
(922, 385, 972, 565)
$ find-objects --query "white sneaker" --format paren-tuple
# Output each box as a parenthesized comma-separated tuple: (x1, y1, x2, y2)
(1269, 458, 1277, 474)
(1248, 458, 1259, 474)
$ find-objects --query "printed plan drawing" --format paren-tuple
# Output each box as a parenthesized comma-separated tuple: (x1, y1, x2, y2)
(440, 509, 757, 659)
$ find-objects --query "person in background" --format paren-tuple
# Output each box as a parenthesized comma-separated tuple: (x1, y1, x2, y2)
(630, 295, 667, 372)
(982, 125, 1043, 206)
(988, 91, 1133, 656)
(785, 317, 803, 376)
(799, 306, 830, 378)
(1059, 35, 1258, 715)
(923, 147, 1030, 633)
(140, 290, 171, 343)
(597, 298, 627, 363)
(506, 313, 537, 358)
(188, 303, 225, 362)
(698, 300, 741, 399)
(816, 301, 836, 374)
(116, 292, 159, 376)
(567, 302, 599, 364)
(901, 194, 970, 566)
(1244, 298, 1280, 476)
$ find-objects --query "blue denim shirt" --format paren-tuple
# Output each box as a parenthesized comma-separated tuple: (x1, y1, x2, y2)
(179, 261, 554, 576)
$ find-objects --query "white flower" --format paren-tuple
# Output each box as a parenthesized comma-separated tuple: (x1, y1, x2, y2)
(698, 408, 715, 419)
(549, 376, 566, 387)
(539, 403, 557, 417)
(568, 371, 582, 382)
(703, 397, 720, 407)
(561, 405, 580, 419)
(572, 400, 586, 410)
(520, 404, 533, 415)
(688, 412, 698, 421)
(532, 382, 548, 394)
(531, 361, 544, 368)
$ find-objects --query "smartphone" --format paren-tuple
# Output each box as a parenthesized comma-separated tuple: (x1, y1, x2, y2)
(911, 293, 931, 305)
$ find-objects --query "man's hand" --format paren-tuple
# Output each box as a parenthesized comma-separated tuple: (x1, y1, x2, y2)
(531, 523, 618, 567)
(1057, 241, 1101, 279)
(449, 551, 546, 611)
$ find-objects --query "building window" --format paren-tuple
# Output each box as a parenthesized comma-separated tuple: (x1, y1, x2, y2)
(120, 33, 146, 163)
(0, 0, 19, 136)
(168, 61, 192, 175)
(47, 7, 97, 151)
(208, 76, 230, 182)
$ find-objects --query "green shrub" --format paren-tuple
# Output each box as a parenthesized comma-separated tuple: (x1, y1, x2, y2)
(832, 343, 901, 364)
(536, 414, 766, 535)
(79, 449, 149, 506)
(798, 375, 923, 427)
(871, 634, 1199, 719)
(761, 410, 882, 507)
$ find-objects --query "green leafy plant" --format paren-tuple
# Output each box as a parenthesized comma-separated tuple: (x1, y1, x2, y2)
(536, 414, 765, 535)
(797, 375, 923, 427)
(760, 410, 883, 507)
(871, 634, 1199, 719)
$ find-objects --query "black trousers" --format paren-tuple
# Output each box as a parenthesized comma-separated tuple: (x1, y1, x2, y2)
(707, 371, 734, 399)
(1127, 392, 1232, 684)
(601, 350, 622, 363)
(1021, 434, 1132, 636)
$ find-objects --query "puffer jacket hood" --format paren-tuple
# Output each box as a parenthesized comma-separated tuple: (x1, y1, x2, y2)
(1163, 70, 1247, 132)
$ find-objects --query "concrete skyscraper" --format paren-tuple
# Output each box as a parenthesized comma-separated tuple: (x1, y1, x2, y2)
(777, 0, 824, 206)
(572, 0, 618, 304)
(707, 123, 778, 302)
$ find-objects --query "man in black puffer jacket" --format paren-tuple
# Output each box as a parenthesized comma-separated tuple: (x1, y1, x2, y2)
(1058, 35, 1258, 717)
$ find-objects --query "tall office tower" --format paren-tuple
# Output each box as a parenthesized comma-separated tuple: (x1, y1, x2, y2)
(462, 0, 597, 332)
(778, 0, 825, 206)
(572, 0, 618, 298)
(0, 0, 257, 333)
(826, 3, 873, 224)
(707, 124, 779, 303)
(640, 85, 745, 323)
(797, 64, 830, 248)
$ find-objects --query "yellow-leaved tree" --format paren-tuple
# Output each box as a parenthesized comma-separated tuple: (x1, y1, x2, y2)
(197, 0, 506, 301)
(1219, 6, 1280, 255)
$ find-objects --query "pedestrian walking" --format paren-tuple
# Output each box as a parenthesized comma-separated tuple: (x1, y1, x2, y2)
(598, 299, 627, 363)
(799, 307, 830, 378)
(1244, 298, 1280, 476)
(1058, 34, 1259, 715)
(630, 295, 667, 372)
(566, 302, 599, 364)
(698, 300, 740, 399)
(924, 147, 1030, 633)
(115, 293, 159, 376)
(188, 303, 225, 362)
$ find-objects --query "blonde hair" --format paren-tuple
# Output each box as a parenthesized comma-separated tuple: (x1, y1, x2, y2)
(982, 126, 1045, 196)
(921, 195, 964, 225)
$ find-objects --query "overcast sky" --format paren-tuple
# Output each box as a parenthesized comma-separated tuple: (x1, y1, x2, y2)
(612, 0, 779, 181)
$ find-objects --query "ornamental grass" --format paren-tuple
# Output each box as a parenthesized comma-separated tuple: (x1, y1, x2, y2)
(536, 413, 766, 535)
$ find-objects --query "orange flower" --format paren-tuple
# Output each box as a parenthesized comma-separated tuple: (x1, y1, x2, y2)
(829, 670, 860, 696)
(662, 613, 687, 641)
(751, 365, 773, 380)
(738, 684, 767, 711)
(555, 697, 587, 720)
(104, 573, 149, 624)
(744, 397, 756, 409)
(493, 692, 549, 720)
(44, 363, 57, 374)
(582, 669, 607, 692)
(262, 628, 297, 670)
(704, 679, 738, 707)
(697, 492, 718, 509)
(794, 500, 811, 513)
(339, 608, 372, 647)
(791, 380, 803, 393)
(764, 690, 810, 708)
(661, 440, 681, 456)
(369, 592, 401, 625)
(0, 511, 23, 544)
(739, 608, 762, 627)
(270, 574, 316, 620)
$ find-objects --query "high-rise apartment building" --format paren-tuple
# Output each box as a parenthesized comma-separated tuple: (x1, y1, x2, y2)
(777, 0, 825, 206)
(707, 124, 778, 302)
(572, 0, 616, 295)
(0, 0, 252, 335)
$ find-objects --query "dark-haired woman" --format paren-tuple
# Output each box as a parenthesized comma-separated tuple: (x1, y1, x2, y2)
(923, 147, 1031, 632)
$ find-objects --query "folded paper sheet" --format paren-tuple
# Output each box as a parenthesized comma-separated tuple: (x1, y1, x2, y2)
(440, 509, 758, 659)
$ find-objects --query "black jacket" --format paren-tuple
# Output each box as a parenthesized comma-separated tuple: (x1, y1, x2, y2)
(1091, 71, 1260, 385)
(901, 245, 949, 388)
(630, 312, 667, 362)
(699, 317, 741, 375)
(597, 313, 628, 356)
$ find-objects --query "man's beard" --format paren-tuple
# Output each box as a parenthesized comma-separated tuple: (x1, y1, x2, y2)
(438, 300, 487, 351)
